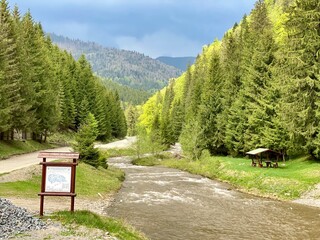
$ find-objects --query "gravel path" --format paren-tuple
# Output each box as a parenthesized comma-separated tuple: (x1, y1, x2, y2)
(0, 137, 136, 174)
(0, 146, 72, 174)
(95, 136, 136, 149)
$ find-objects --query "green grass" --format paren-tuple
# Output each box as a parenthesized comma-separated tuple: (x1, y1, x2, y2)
(53, 210, 148, 240)
(0, 140, 54, 159)
(0, 163, 125, 198)
(46, 131, 75, 146)
(106, 147, 137, 157)
(133, 154, 320, 200)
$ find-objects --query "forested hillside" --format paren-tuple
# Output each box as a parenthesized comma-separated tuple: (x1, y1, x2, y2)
(138, 0, 320, 159)
(101, 78, 151, 105)
(0, 0, 127, 141)
(50, 34, 183, 92)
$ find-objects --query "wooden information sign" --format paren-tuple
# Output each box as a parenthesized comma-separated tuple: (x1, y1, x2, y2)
(38, 151, 79, 216)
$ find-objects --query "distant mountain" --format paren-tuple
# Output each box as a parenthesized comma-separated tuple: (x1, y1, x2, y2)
(102, 78, 151, 105)
(156, 56, 196, 71)
(50, 33, 182, 92)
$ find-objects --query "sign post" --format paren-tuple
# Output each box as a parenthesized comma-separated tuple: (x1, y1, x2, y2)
(38, 152, 79, 216)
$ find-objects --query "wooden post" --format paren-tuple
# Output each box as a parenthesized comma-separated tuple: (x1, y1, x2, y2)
(70, 158, 77, 212)
(39, 157, 46, 216)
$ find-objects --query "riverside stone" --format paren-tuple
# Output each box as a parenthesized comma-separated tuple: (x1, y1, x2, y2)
(0, 198, 46, 239)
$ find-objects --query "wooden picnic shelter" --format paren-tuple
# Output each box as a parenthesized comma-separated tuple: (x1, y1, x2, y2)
(246, 148, 282, 168)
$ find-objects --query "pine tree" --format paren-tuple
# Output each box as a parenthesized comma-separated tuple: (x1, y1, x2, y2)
(169, 100, 184, 143)
(179, 118, 205, 160)
(125, 104, 139, 136)
(56, 51, 76, 130)
(160, 83, 175, 145)
(283, 0, 320, 157)
(32, 25, 60, 141)
(73, 113, 106, 168)
(197, 41, 225, 154)
(74, 55, 95, 128)
(241, 0, 276, 151)
(0, 70, 11, 134)
(225, 96, 248, 156)
(0, 0, 23, 137)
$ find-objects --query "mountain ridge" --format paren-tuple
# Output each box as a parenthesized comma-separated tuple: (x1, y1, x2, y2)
(50, 33, 183, 92)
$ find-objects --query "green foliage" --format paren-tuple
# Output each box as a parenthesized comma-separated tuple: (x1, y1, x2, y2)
(179, 119, 205, 160)
(134, 125, 165, 159)
(138, 0, 320, 160)
(125, 104, 140, 136)
(106, 148, 138, 158)
(102, 78, 151, 105)
(46, 131, 75, 146)
(53, 210, 147, 240)
(283, 0, 320, 157)
(73, 113, 107, 168)
(160, 84, 175, 145)
(0, 1, 127, 142)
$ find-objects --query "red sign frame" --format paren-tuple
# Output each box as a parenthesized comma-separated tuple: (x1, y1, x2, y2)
(38, 152, 79, 216)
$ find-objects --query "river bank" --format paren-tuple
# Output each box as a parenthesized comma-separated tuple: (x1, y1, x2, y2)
(132, 152, 320, 208)
(108, 155, 320, 240)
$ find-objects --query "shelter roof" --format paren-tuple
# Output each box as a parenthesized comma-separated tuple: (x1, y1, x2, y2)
(246, 148, 272, 155)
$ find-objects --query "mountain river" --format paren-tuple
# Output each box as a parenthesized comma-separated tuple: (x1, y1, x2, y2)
(106, 157, 320, 240)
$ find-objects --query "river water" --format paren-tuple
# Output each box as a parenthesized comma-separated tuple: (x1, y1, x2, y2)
(106, 157, 320, 240)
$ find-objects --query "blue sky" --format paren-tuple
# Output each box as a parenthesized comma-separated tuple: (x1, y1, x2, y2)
(8, 0, 256, 58)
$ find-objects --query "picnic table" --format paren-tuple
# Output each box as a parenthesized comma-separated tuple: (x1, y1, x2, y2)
(247, 148, 281, 168)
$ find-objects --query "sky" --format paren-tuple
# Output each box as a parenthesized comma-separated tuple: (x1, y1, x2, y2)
(8, 0, 257, 58)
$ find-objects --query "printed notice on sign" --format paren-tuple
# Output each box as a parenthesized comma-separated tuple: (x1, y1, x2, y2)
(45, 166, 71, 192)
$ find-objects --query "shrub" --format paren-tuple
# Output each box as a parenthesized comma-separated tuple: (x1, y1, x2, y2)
(73, 113, 107, 168)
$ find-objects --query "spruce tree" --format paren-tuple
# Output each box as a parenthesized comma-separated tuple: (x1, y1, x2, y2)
(283, 0, 320, 157)
(0, 0, 23, 137)
(197, 41, 225, 154)
(73, 113, 107, 168)
(160, 83, 175, 145)
(169, 100, 184, 143)
(125, 104, 139, 136)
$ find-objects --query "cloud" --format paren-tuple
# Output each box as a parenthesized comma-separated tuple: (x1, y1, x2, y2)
(115, 30, 202, 58)
(8, 0, 257, 57)
(45, 21, 90, 40)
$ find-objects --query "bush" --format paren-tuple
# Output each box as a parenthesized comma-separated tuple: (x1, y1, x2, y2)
(179, 119, 205, 160)
(73, 113, 107, 168)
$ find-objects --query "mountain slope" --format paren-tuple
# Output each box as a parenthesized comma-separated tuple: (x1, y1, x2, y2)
(102, 78, 151, 105)
(156, 56, 196, 71)
(50, 34, 182, 92)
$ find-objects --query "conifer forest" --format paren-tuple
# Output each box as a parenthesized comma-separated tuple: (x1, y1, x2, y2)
(138, 0, 320, 159)
(0, 0, 127, 142)
(0, 0, 319, 161)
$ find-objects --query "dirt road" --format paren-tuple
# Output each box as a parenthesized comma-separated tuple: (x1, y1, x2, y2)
(0, 137, 136, 174)
(0, 146, 72, 174)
